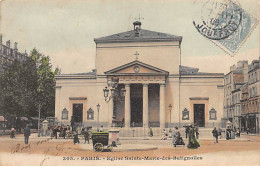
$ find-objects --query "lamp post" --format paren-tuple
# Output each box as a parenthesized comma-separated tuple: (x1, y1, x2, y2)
(168, 104, 172, 128)
(97, 104, 100, 131)
(103, 76, 126, 127)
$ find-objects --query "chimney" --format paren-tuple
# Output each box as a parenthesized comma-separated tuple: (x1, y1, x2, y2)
(6, 40, 10, 48)
(14, 42, 18, 51)
(243, 62, 249, 83)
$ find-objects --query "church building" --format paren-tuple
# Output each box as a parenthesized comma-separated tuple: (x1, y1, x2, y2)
(55, 21, 224, 136)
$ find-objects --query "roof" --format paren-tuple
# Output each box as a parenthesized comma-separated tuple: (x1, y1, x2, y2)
(55, 71, 96, 79)
(180, 65, 224, 76)
(94, 29, 182, 43)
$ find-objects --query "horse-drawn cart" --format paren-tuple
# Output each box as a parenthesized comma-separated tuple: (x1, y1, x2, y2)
(92, 132, 112, 152)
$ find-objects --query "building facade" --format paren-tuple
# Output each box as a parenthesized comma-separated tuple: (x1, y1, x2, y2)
(0, 35, 28, 75)
(55, 21, 224, 136)
(224, 58, 260, 134)
(241, 59, 260, 134)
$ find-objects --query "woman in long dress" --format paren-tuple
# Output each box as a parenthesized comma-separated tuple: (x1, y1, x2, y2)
(187, 125, 200, 149)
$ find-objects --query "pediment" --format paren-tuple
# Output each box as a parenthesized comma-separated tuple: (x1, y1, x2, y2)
(104, 60, 169, 76)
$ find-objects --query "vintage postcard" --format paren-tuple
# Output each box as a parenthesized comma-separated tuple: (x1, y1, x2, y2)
(0, 0, 259, 166)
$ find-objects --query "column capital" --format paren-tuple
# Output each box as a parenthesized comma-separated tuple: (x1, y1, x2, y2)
(124, 83, 131, 87)
(142, 83, 149, 87)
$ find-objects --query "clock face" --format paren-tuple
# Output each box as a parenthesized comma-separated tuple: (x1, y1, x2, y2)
(134, 66, 140, 73)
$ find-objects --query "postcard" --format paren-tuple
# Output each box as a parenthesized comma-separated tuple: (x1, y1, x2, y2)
(0, 0, 259, 166)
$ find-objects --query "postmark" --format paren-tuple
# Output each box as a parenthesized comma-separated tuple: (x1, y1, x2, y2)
(193, 0, 258, 55)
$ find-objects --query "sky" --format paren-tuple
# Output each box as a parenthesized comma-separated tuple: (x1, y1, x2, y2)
(0, 0, 259, 74)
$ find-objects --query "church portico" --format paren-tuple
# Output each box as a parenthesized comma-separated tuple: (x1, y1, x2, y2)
(111, 81, 166, 128)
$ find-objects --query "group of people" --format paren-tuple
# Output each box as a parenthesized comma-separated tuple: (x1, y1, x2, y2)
(162, 125, 200, 149)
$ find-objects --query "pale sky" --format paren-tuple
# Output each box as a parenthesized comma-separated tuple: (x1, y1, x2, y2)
(0, 0, 259, 74)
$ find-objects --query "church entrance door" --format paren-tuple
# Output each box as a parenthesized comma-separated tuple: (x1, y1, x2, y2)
(130, 84, 143, 127)
(194, 104, 205, 127)
(73, 103, 83, 123)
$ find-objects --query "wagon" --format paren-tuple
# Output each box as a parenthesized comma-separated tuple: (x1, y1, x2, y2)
(92, 132, 112, 152)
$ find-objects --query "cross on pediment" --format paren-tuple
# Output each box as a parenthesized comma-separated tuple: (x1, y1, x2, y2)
(134, 51, 139, 60)
(134, 14, 144, 22)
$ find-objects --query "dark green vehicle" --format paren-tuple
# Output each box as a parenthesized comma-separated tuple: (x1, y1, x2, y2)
(92, 132, 112, 152)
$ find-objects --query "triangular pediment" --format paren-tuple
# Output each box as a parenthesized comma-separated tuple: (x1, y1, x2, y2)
(104, 60, 169, 76)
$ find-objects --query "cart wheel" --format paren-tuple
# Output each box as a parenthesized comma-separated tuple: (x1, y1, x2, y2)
(94, 143, 104, 152)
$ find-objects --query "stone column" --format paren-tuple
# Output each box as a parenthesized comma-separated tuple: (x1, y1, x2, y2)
(125, 84, 131, 128)
(108, 97, 113, 128)
(143, 84, 149, 128)
(160, 84, 166, 128)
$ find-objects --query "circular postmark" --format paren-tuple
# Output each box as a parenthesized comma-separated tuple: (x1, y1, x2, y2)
(193, 0, 242, 40)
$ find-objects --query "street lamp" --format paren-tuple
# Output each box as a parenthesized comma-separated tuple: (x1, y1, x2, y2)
(103, 76, 126, 103)
(168, 104, 172, 128)
(97, 104, 100, 131)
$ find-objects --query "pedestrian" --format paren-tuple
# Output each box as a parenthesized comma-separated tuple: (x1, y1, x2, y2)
(172, 126, 185, 147)
(10, 127, 15, 139)
(185, 125, 189, 138)
(187, 125, 200, 149)
(83, 129, 89, 144)
(195, 124, 199, 139)
(73, 131, 80, 145)
(212, 127, 219, 143)
(226, 126, 231, 140)
(24, 125, 31, 144)
(53, 126, 58, 139)
(217, 127, 223, 139)
(236, 127, 240, 137)
(161, 129, 167, 140)
(148, 127, 153, 137)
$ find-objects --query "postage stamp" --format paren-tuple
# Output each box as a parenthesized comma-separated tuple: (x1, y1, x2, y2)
(193, 0, 258, 55)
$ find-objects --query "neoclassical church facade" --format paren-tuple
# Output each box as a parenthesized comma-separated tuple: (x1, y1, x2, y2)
(55, 21, 224, 134)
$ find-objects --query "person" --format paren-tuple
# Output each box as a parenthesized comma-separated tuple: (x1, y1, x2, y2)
(62, 127, 67, 139)
(212, 127, 219, 143)
(172, 126, 185, 147)
(236, 127, 240, 137)
(226, 126, 231, 140)
(53, 126, 58, 139)
(10, 127, 15, 139)
(217, 128, 223, 139)
(148, 127, 153, 137)
(73, 131, 80, 145)
(185, 125, 189, 138)
(187, 125, 200, 149)
(24, 125, 31, 144)
(83, 129, 89, 144)
(70, 116, 75, 131)
(195, 124, 199, 139)
(161, 129, 167, 140)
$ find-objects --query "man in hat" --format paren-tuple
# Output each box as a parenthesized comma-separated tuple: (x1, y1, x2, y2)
(24, 125, 31, 144)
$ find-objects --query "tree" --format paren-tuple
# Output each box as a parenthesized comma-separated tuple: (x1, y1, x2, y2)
(0, 48, 59, 127)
